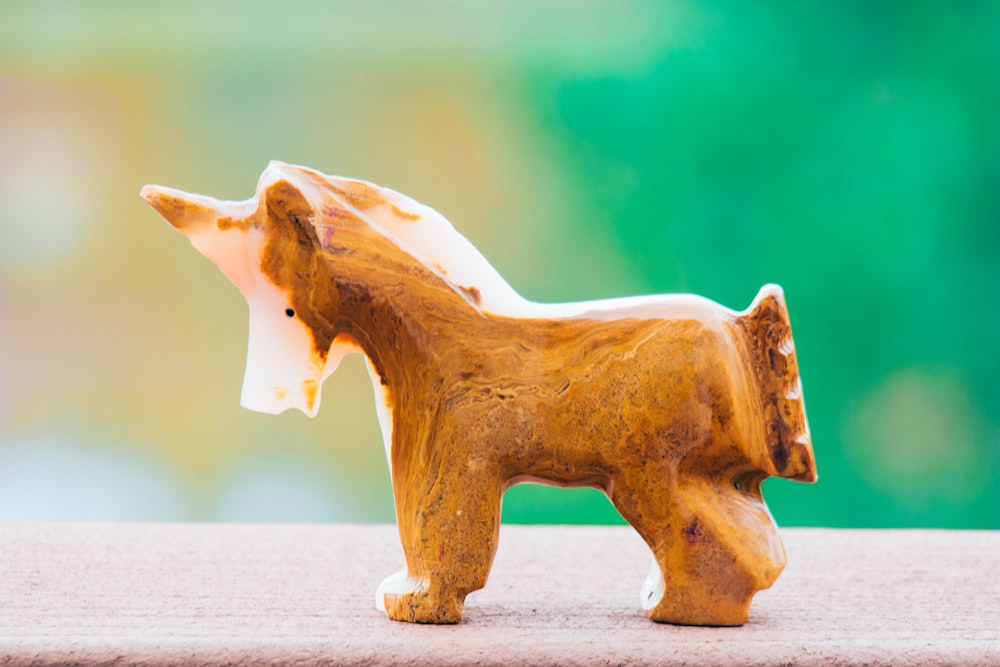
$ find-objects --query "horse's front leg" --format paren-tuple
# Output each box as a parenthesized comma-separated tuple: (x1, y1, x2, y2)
(379, 423, 503, 623)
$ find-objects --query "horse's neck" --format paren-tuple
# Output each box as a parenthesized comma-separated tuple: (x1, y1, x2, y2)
(329, 227, 483, 393)
(327, 230, 488, 478)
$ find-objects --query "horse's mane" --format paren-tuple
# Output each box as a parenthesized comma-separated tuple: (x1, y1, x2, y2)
(261, 162, 702, 321)
(264, 162, 530, 316)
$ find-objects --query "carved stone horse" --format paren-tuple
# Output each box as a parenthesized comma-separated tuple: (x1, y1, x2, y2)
(142, 162, 817, 625)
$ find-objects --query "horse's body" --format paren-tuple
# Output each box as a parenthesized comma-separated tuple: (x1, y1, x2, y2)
(143, 162, 816, 625)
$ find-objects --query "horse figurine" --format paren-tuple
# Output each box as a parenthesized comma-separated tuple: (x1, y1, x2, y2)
(142, 161, 817, 626)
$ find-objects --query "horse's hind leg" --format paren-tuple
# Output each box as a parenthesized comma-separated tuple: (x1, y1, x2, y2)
(641, 518, 765, 626)
(381, 457, 503, 623)
(610, 472, 779, 626)
(649, 498, 785, 626)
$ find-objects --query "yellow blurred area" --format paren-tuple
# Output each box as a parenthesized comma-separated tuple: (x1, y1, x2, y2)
(0, 1, 659, 521)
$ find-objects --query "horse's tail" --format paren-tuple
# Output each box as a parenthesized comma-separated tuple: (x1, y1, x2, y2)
(737, 284, 817, 483)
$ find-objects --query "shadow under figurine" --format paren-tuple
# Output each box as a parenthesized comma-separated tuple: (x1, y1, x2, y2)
(142, 161, 817, 626)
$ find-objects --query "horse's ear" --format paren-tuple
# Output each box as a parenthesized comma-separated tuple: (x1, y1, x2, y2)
(263, 179, 315, 228)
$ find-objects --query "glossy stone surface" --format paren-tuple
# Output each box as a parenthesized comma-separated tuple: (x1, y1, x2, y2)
(142, 162, 817, 625)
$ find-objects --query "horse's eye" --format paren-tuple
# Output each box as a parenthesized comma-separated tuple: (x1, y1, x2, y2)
(285, 308, 295, 318)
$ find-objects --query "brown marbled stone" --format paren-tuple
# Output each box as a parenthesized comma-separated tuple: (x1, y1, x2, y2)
(142, 163, 817, 626)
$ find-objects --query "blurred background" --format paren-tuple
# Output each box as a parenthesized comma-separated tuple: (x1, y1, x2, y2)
(1, 1, 997, 527)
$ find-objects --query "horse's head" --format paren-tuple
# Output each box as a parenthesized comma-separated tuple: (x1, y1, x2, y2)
(142, 162, 350, 417)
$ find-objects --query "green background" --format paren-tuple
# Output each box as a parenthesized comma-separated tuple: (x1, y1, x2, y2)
(1, 1, 997, 528)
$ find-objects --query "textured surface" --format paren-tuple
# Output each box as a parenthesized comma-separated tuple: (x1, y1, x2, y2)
(1, 525, 997, 666)
(143, 163, 817, 624)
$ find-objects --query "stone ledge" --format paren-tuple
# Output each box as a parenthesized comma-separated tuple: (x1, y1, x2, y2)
(1, 525, 998, 666)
